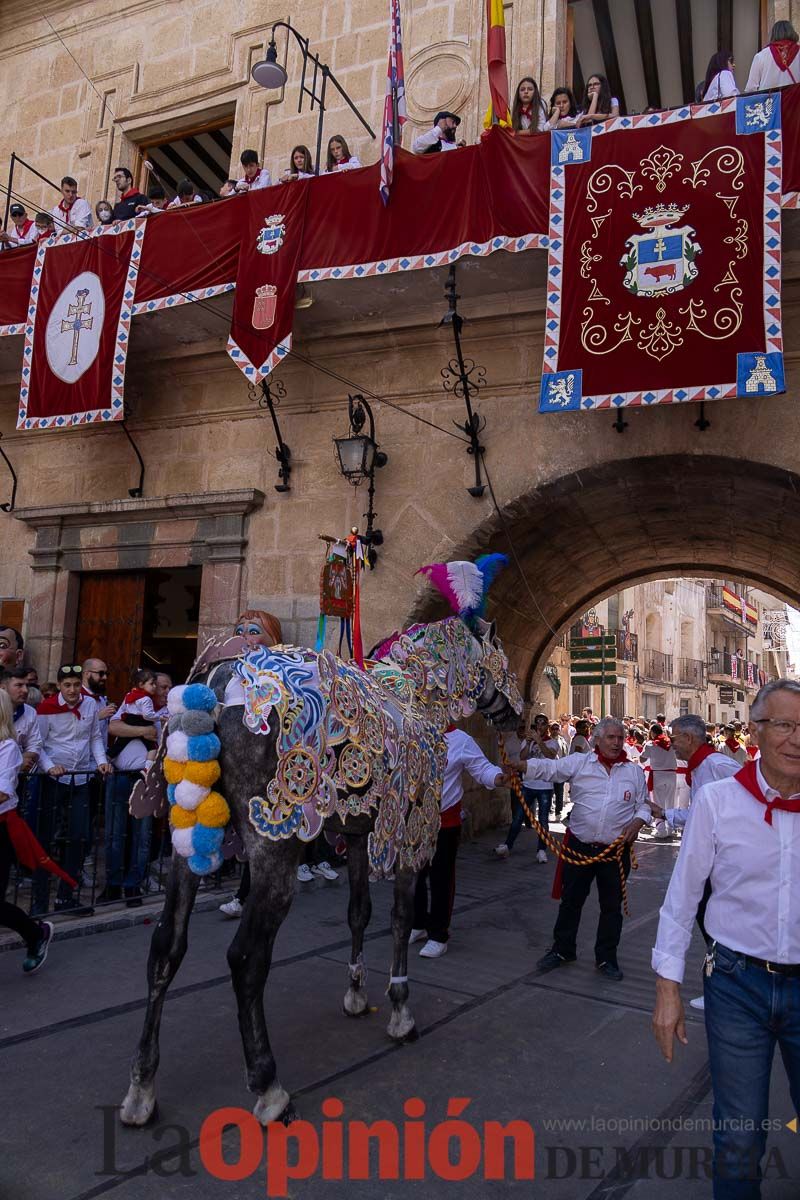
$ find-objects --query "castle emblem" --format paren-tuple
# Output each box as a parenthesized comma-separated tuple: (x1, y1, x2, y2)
(256, 214, 286, 256)
(620, 204, 700, 298)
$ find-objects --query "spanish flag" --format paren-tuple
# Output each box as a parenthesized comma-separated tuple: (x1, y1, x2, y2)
(484, 0, 512, 128)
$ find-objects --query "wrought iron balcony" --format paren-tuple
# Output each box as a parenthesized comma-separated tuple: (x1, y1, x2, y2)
(677, 657, 705, 688)
(640, 648, 673, 683)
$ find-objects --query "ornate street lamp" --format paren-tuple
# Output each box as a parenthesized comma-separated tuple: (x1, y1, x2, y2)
(333, 394, 388, 563)
(251, 21, 376, 176)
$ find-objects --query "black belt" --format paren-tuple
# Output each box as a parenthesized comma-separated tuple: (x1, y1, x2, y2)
(745, 955, 800, 978)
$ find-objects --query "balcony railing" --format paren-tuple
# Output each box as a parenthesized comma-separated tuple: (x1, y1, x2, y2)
(677, 657, 705, 688)
(616, 629, 638, 662)
(708, 651, 761, 690)
(641, 648, 673, 683)
(707, 585, 755, 636)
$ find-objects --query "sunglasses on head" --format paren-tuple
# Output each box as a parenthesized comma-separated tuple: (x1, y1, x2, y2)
(59, 666, 83, 675)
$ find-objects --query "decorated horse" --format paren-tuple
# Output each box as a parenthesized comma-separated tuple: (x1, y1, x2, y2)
(120, 558, 523, 1127)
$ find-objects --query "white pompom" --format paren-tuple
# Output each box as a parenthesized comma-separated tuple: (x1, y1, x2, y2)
(171, 827, 194, 857)
(167, 685, 187, 714)
(207, 852, 222, 872)
(166, 731, 190, 763)
(174, 780, 209, 811)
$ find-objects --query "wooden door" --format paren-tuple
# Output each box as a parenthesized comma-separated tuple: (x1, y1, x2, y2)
(74, 573, 145, 706)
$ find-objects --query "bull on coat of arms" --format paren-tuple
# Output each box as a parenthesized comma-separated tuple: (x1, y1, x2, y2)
(256, 214, 286, 255)
(620, 204, 700, 298)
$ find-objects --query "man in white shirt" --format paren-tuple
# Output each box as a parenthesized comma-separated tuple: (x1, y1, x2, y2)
(411, 727, 507, 959)
(654, 714, 739, 831)
(745, 20, 800, 92)
(524, 716, 650, 981)
(412, 112, 465, 154)
(51, 176, 93, 233)
(652, 679, 800, 1197)
(495, 713, 556, 862)
(236, 149, 272, 191)
(0, 669, 42, 770)
(35, 664, 110, 913)
(0, 203, 37, 250)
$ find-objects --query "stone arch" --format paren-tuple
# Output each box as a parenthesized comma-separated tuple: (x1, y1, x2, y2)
(405, 454, 800, 700)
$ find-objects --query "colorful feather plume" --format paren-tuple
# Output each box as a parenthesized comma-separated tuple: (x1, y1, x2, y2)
(416, 556, 508, 617)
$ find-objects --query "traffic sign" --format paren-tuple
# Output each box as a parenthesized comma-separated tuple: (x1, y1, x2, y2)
(570, 675, 617, 686)
(570, 647, 618, 660)
(570, 660, 612, 673)
(570, 636, 616, 649)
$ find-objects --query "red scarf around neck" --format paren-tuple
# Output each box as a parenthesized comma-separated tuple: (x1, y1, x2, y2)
(735, 759, 800, 825)
(684, 742, 717, 787)
(124, 687, 150, 704)
(725, 736, 741, 754)
(594, 746, 628, 770)
(37, 693, 82, 719)
(653, 734, 672, 751)
(769, 40, 800, 71)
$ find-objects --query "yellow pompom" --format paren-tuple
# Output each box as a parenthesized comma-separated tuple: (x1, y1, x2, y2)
(164, 758, 185, 784)
(196, 791, 230, 828)
(184, 759, 221, 788)
(170, 805, 197, 828)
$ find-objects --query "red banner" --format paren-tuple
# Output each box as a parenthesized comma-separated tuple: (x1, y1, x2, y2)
(18, 225, 142, 429)
(133, 199, 241, 309)
(226, 180, 311, 382)
(540, 104, 783, 411)
(0, 242, 35, 332)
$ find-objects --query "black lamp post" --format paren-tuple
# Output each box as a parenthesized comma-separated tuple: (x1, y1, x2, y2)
(333, 394, 388, 564)
(251, 21, 376, 176)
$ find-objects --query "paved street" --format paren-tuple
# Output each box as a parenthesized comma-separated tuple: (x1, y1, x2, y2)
(1, 826, 798, 1199)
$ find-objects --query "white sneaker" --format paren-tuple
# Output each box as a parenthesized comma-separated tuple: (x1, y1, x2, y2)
(311, 861, 339, 881)
(419, 939, 447, 958)
(409, 928, 427, 944)
(494, 843, 510, 858)
(689, 995, 705, 1011)
(536, 849, 547, 864)
(297, 864, 314, 883)
(219, 897, 243, 918)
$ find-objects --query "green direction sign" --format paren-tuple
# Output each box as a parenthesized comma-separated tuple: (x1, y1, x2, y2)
(570, 660, 612, 673)
(570, 636, 616, 649)
(571, 675, 617, 686)
(570, 647, 617, 660)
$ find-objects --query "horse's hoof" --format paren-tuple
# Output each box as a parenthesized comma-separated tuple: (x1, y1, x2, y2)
(278, 1102, 298, 1125)
(343, 988, 370, 1017)
(253, 1081, 291, 1126)
(119, 1083, 158, 1127)
(387, 1004, 417, 1042)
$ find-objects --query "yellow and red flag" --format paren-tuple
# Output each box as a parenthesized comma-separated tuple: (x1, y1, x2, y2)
(484, 0, 512, 128)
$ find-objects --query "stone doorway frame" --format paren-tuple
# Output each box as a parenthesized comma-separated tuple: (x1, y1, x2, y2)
(14, 489, 264, 679)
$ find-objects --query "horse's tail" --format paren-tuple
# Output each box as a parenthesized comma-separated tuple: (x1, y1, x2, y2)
(162, 684, 230, 875)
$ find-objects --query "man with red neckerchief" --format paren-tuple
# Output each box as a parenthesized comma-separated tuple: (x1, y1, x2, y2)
(745, 19, 800, 91)
(652, 679, 800, 1199)
(657, 715, 740, 831)
(522, 716, 650, 981)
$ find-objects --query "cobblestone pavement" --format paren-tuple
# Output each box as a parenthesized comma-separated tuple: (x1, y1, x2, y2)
(1, 827, 797, 1199)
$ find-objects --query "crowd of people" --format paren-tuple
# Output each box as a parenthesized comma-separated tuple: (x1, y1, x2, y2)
(1, 20, 797, 252)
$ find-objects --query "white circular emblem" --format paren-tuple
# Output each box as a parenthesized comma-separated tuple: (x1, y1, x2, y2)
(45, 270, 105, 383)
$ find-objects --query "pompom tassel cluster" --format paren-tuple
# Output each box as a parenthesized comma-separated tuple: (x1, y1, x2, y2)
(164, 684, 229, 875)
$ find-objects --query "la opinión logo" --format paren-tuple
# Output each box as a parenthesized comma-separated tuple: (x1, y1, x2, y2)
(98, 1098, 535, 1194)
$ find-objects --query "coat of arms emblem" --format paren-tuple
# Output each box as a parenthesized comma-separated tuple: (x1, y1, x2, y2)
(256, 214, 286, 255)
(620, 204, 700, 298)
(252, 284, 277, 330)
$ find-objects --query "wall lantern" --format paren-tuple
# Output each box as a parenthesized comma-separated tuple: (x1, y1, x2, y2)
(333, 394, 388, 563)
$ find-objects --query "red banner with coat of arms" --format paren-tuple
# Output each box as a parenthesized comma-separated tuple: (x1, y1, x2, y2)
(539, 95, 784, 412)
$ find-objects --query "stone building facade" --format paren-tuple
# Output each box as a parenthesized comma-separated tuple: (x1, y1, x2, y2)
(1, 0, 799, 728)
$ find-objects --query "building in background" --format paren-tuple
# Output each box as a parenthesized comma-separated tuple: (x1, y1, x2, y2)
(539, 579, 796, 724)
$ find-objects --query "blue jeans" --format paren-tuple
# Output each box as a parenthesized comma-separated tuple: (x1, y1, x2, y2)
(506, 788, 551, 851)
(105, 772, 152, 889)
(704, 943, 800, 1198)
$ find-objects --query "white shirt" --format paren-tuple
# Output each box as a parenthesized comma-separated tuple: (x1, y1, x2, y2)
(702, 69, 739, 101)
(51, 196, 93, 231)
(523, 751, 650, 843)
(37, 693, 108, 784)
(442, 729, 500, 814)
(13, 703, 43, 760)
(412, 128, 461, 154)
(236, 167, 272, 191)
(110, 695, 164, 771)
(652, 763, 800, 982)
(665, 748, 739, 829)
(0, 738, 22, 815)
(3, 219, 37, 249)
(746, 46, 800, 92)
(167, 195, 203, 208)
(326, 157, 362, 172)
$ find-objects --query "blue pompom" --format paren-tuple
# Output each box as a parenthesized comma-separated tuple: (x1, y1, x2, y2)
(188, 852, 213, 876)
(192, 825, 225, 856)
(167, 783, 177, 806)
(187, 732, 221, 762)
(182, 683, 218, 713)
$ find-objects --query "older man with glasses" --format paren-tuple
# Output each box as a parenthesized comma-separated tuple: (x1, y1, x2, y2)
(652, 679, 800, 1198)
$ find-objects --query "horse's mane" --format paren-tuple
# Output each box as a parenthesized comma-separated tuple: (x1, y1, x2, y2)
(368, 623, 428, 662)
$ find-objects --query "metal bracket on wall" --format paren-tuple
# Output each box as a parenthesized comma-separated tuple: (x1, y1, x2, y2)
(694, 401, 710, 432)
(250, 378, 292, 492)
(0, 433, 18, 512)
(440, 264, 488, 498)
(121, 420, 145, 498)
(612, 410, 628, 434)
